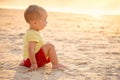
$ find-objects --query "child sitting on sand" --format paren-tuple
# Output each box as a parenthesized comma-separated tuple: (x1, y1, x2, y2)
(20, 5, 65, 71)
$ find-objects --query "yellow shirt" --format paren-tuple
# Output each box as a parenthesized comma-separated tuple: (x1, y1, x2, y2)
(23, 29, 44, 59)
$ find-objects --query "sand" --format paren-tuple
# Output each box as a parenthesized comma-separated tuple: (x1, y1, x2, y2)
(0, 8, 120, 80)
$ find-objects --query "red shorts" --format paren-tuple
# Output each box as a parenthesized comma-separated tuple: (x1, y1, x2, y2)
(23, 48, 50, 67)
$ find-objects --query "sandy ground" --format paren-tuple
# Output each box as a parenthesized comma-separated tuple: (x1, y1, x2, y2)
(0, 8, 120, 80)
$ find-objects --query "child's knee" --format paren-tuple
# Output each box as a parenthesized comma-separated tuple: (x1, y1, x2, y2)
(46, 43, 54, 48)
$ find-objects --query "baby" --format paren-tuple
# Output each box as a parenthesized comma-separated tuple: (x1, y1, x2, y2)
(20, 5, 65, 71)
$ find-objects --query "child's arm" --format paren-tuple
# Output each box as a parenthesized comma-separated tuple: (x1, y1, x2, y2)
(28, 41, 38, 71)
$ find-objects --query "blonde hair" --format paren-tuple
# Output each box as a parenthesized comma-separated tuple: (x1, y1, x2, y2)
(24, 5, 47, 23)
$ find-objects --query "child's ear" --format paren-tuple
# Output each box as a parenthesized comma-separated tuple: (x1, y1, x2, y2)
(32, 20, 36, 24)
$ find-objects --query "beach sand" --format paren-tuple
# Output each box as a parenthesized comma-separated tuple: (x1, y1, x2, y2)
(0, 8, 120, 80)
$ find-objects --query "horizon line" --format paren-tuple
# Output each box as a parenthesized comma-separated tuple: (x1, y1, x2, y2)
(0, 7, 120, 15)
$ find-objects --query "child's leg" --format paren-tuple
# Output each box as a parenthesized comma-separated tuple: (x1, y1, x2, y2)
(42, 43, 65, 69)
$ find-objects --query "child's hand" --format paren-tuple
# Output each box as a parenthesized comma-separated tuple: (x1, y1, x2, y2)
(29, 64, 38, 71)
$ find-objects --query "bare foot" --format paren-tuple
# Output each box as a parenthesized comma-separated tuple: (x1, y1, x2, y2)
(52, 63, 66, 70)
(19, 61, 24, 66)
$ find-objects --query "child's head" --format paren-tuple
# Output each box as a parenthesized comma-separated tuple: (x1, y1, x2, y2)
(24, 5, 48, 31)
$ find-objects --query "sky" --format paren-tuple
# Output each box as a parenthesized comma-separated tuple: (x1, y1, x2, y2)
(0, 0, 120, 14)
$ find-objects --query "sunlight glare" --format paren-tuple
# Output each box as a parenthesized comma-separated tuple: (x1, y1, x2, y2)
(89, 10, 103, 19)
